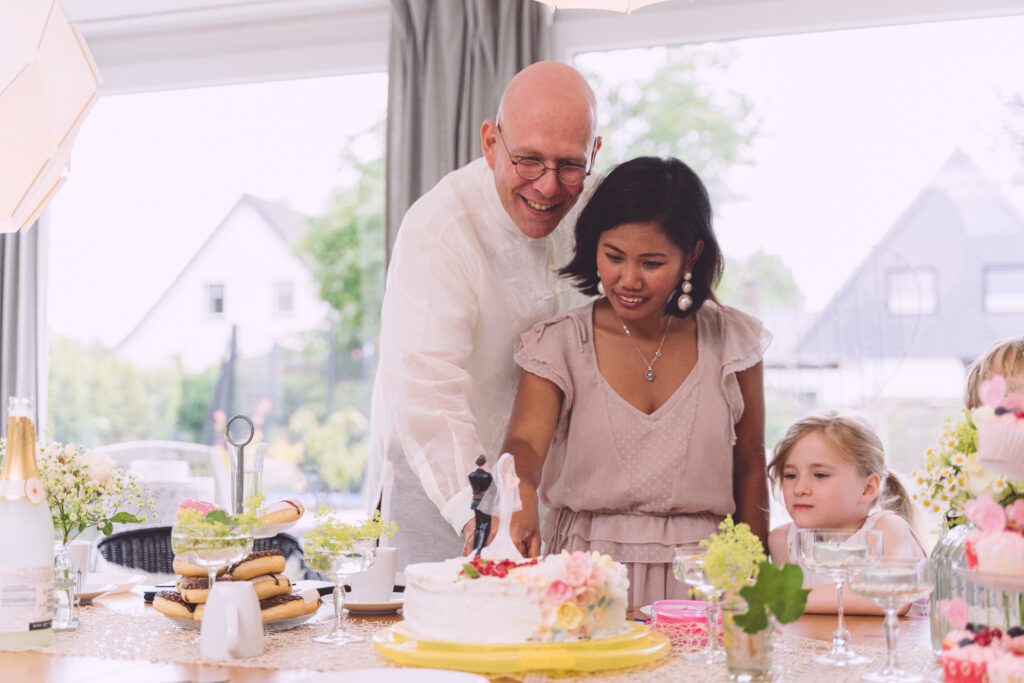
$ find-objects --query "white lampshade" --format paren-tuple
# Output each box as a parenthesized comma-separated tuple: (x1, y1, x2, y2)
(534, 0, 670, 12)
(0, 0, 100, 233)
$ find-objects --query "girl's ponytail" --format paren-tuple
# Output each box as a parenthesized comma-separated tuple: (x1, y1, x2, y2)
(880, 471, 915, 528)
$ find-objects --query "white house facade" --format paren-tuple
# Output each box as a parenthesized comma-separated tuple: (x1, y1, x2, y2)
(116, 195, 331, 371)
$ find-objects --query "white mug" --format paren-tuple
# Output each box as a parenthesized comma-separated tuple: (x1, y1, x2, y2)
(348, 546, 396, 602)
(200, 582, 264, 659)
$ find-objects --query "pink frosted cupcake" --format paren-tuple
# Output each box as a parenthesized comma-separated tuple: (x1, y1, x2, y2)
(974, 531, 1024, 577)
(987, 651, 1024, 683)
(942, 644, 992, 683)
(975, 376, 1024, 479)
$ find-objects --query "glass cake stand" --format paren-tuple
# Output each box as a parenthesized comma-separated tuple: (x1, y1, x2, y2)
(372, 621, 670, 674)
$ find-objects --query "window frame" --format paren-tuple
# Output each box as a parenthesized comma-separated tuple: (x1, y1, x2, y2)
(205, 283, 226, 318)
(272, 281, 295, 318)
(983, 264, 1024, 314)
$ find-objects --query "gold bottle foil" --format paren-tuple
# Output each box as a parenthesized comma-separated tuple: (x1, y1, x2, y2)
(1, 414, 39, 500)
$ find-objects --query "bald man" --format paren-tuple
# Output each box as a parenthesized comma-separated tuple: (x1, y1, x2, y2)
(367, 62, 602, 573)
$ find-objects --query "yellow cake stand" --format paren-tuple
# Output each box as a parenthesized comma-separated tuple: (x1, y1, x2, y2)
(372, 620, 670, 674)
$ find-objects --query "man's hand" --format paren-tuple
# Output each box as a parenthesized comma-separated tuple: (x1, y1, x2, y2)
(460, 519, 476, 556)
(460, 517, 497, 556)
(511, 486, 541, 558)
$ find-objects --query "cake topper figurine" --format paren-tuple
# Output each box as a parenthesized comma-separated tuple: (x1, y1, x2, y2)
(468, 454, 493, 556)
(478, 452, 526, 562)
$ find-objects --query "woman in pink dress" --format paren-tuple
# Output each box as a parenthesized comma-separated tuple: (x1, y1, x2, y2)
(504, 156, 770, 606)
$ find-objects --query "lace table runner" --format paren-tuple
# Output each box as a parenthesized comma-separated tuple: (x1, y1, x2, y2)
(29, 603, 941, 682)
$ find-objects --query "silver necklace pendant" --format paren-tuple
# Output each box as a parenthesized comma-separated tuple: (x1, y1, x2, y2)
(645, 368, 655, 382)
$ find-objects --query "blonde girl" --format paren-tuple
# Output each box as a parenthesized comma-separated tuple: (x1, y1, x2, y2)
(767, 411, 927, 615)
(965, 336, 1024, 408)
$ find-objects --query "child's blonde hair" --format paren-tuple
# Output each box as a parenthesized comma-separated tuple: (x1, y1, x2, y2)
(964, 336, 1024, 409)
(767, 411, 914, 526)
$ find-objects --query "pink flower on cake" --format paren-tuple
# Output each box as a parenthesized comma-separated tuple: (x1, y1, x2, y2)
(555, 602, 584, 631)
(1006, 500, 1024, 528)
(573, 586, 597, 608)
(979, 377, 1007, 408)
(564, 552, 592, 588)
(939, 598, 969, 630)
(545, 579, 574, 605)
(965, 494, 1006, 533)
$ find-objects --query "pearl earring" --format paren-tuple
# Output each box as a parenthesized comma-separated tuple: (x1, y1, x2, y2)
(676, 272, 693, 311)
(597, 279, 606, 297)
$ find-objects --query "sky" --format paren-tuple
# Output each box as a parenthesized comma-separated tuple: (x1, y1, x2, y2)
(48, 15, 1024, 346)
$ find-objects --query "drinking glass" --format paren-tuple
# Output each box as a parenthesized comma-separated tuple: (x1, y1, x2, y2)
(673, 543, 725, 663)
(797, 528, 883, 666)
(170, 522, 253, 610)
(849, 559, 933, 682)
(309, 540, 377, 645)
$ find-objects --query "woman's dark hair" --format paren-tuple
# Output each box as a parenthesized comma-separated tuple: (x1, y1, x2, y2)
(560, 156, 723, 319)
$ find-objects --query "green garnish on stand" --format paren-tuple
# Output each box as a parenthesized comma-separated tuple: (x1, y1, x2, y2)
(305, 508, 397, 573)
(702, 515, 810, 635)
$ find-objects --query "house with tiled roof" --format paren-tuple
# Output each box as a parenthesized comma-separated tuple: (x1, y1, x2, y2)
(786, 151, 1024, 470)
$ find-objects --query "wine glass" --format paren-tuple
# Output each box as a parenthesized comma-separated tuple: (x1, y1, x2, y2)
(673, 543, 725, 664)
(797, 528, 883, 667)
(849, 559, 933, 682)
(309, 540, 377, 645)
(170, 520, 253, 635)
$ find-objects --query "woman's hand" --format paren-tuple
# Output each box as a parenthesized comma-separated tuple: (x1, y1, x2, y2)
(511, 485, 542, 557)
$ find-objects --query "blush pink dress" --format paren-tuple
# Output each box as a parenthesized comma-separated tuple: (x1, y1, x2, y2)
(514, 299, 771, 606)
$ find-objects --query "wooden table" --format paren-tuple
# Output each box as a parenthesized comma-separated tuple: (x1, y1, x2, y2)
(0, 594, 933, 683)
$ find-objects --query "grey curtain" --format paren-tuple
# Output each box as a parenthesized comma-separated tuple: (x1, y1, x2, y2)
(0, 219, 48, 431)
(385, 0, 551, 259)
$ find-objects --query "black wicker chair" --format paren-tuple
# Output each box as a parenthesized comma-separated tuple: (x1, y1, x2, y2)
(96, 525, 175, 574)
(97, 526, 317, 578)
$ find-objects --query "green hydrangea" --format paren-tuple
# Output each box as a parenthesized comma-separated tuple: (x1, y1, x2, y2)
(305, 507, 397, 573)
(701, 516, 766, 596)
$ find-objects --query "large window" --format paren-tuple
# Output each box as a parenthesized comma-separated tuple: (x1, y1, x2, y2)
(576, 15, 1024, 528)
(985, 266, 1024, 313)
(47, 73, 388, 509)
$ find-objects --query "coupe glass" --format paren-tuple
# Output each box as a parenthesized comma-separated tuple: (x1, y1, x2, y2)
(673, 542, 725, 664)
(170, 521, 253, 632)
(849, 559, 933, 682)
(309, 540, 377, 645)
(797, 528, 883, 667)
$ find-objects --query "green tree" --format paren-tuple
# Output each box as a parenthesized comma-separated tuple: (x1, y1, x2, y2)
(584, 48, 759, 200)
(47, 333, 183, 445)
(298, 120, 385, 354)
(718, 250, 804, 312)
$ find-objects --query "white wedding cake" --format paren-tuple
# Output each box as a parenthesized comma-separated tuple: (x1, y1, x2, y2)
(402, 551, 629, 644)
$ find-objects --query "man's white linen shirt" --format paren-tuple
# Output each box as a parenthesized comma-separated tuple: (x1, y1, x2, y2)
(367, 157, 588, 536)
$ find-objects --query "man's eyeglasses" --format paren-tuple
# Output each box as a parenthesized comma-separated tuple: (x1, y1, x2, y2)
(496, 124, 592, 187)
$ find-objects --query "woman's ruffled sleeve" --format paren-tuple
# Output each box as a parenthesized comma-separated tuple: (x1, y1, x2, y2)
(513, 311, 586, 429)
(717, 305, 772, 444)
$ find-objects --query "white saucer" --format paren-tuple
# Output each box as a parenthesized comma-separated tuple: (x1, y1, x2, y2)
(334, 592, 404, 615)
(639, 604, 653, 617)
(79, 583, 117, 601)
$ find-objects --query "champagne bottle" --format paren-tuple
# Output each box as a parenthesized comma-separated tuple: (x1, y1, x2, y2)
(0, 397, 54, 649)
